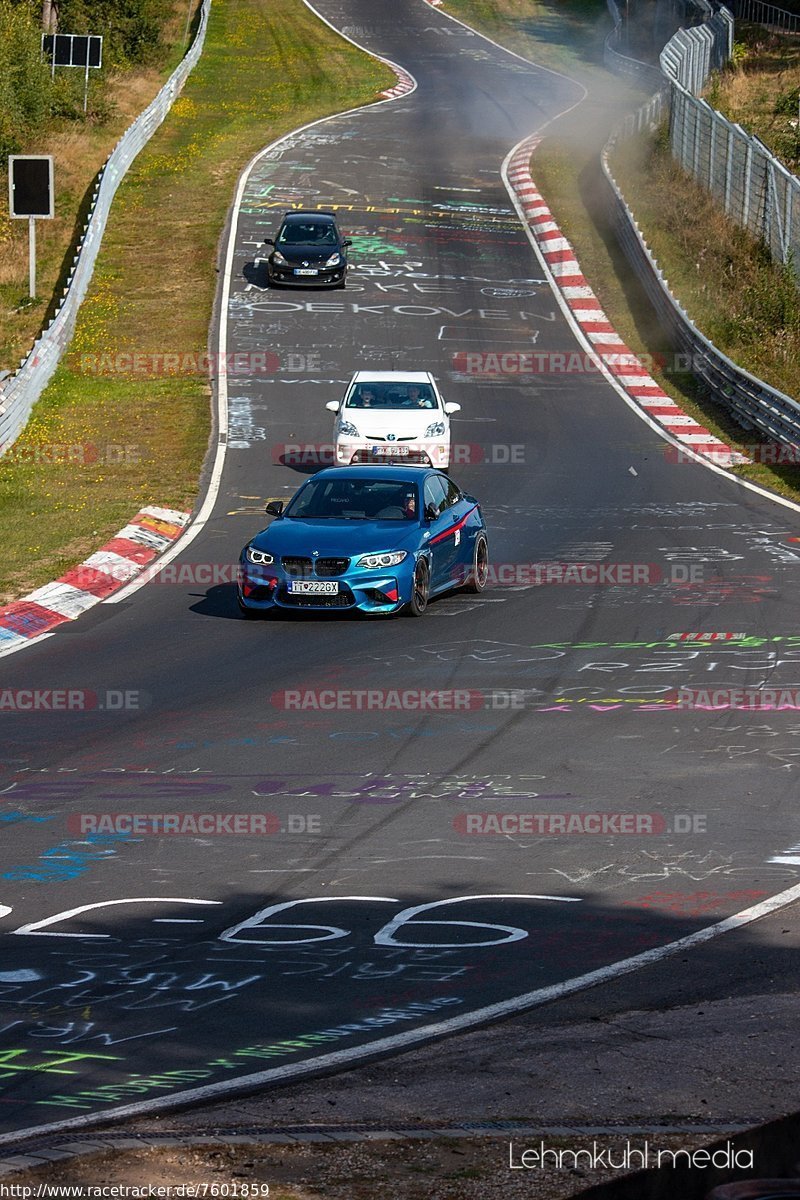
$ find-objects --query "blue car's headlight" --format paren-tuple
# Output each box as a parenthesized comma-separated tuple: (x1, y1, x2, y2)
(356, 550, 408, 569)
(424, 421, 446, 437)
(324, 252, 342, 267)
(247, 546, 274, 565)
(339, 419, 360, 437)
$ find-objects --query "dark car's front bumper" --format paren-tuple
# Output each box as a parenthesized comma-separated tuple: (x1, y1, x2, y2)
(267, 261, 347, 288)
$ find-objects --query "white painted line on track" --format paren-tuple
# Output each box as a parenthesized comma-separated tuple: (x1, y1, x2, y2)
(3, 880, 800, 1146)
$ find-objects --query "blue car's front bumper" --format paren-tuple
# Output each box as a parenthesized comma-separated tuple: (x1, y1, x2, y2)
(238, 558, 416, 615)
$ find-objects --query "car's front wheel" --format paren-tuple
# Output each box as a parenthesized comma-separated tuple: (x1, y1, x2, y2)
(405, 557, 430, 616)
(462, 533, 489, 593)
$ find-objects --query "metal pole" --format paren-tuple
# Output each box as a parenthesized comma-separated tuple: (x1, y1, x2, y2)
(29, 216, 36, 299)
(84, 59, 89, 113)
(182, 0, 193, 48)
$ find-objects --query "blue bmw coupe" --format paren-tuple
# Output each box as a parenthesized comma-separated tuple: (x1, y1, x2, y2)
(238, 466, 489, 617)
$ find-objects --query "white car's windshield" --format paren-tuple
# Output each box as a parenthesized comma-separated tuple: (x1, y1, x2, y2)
(345, 383, 438, 410)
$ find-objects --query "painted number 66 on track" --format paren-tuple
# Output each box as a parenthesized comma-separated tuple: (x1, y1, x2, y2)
(0, 894, 581, 945)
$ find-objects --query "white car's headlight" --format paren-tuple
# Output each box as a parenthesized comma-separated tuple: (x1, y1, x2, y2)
(356, 550, 408, 569)
(247, 546, 274, 565)
(424, 421, 446, 437)
(324, 252, 342, 267)
(272, 250, 289, 266)
(339, 419, 360, 437)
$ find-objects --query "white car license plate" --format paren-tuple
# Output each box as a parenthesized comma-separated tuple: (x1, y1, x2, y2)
(294, 268, 318, 276)
(373, 445, 410, 456)
(288, 580, 339, 595)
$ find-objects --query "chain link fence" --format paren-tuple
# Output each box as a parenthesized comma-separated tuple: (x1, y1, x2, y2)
(0, 0, 211, 455)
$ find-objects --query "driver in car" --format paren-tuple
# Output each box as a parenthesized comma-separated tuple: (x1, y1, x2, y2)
(406, 385, 428, 407)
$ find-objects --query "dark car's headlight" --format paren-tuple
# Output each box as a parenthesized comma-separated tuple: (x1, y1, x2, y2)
(246, 546, 274, 565)
(271, 250, 289, 267)
(356, 551, 407, 569)
(324, 252, 342, 267)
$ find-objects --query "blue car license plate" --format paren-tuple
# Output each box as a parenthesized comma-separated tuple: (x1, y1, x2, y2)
(294, 268, 318, 276)
(288, 580, 338, 595)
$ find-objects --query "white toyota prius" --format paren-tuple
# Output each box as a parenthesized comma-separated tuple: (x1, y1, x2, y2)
(326, 371, 461, 469)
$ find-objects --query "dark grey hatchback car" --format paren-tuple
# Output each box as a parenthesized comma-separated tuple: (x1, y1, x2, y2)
(264, 210, 352, 288)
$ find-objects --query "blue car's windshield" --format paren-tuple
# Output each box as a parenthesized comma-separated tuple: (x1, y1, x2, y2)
(285, 478, 419, 521)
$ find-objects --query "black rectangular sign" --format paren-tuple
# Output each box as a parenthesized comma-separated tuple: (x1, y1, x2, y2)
(8, 156, 55, 219)
(42, 33, 103, 69)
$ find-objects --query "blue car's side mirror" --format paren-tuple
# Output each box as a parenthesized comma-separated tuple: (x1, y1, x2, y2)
(265, 500, 284, 516)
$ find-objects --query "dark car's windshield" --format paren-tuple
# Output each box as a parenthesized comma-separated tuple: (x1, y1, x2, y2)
(277, 221, 338, 246)
(285, 478, 419, 521)
(345, 382, 437, 410)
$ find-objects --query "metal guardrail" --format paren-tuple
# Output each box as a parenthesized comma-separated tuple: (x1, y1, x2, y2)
(659, 8, 734, 95)
(603, 0, 669, 90)
(0, 0, 211, 454)
(602, 121, 800, 451)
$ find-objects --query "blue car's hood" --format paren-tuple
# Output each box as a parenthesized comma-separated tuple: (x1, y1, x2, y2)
(251, 518, 421, 557)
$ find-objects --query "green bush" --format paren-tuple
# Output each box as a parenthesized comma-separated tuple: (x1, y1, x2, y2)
(0, 0, 55, 164)
(774, 85, 800, 116)
(56, 0, 175, 67)
(0, 0, 167, 167)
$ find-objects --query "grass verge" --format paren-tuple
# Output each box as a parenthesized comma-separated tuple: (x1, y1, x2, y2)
(0, 0, 392, 603)
(444, 0, 800, 503)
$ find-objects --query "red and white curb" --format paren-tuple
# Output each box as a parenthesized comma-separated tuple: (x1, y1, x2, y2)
(0, 506, 191, 654)
(506, 135, 749, 469)
(380, 63, 416, 99)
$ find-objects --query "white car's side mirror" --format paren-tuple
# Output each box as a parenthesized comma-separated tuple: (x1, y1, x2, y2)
(444, 402, 461, 415)
(325, 401, 340, 413)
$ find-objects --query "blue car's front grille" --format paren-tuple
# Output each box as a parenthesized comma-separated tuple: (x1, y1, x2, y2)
(280, 555, 350, 577)
(281, 556, 313, 577)
(315, 557, 350, 576)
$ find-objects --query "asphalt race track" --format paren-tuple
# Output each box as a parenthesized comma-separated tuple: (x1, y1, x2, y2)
(2, 0, 800, 1142)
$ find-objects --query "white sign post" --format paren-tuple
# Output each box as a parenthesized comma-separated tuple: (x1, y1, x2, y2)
(8, 156, 55, 301)
(42, 34, 103, 114)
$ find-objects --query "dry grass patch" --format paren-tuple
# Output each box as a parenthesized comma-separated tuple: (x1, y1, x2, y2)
(706, 26, 800, 172)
